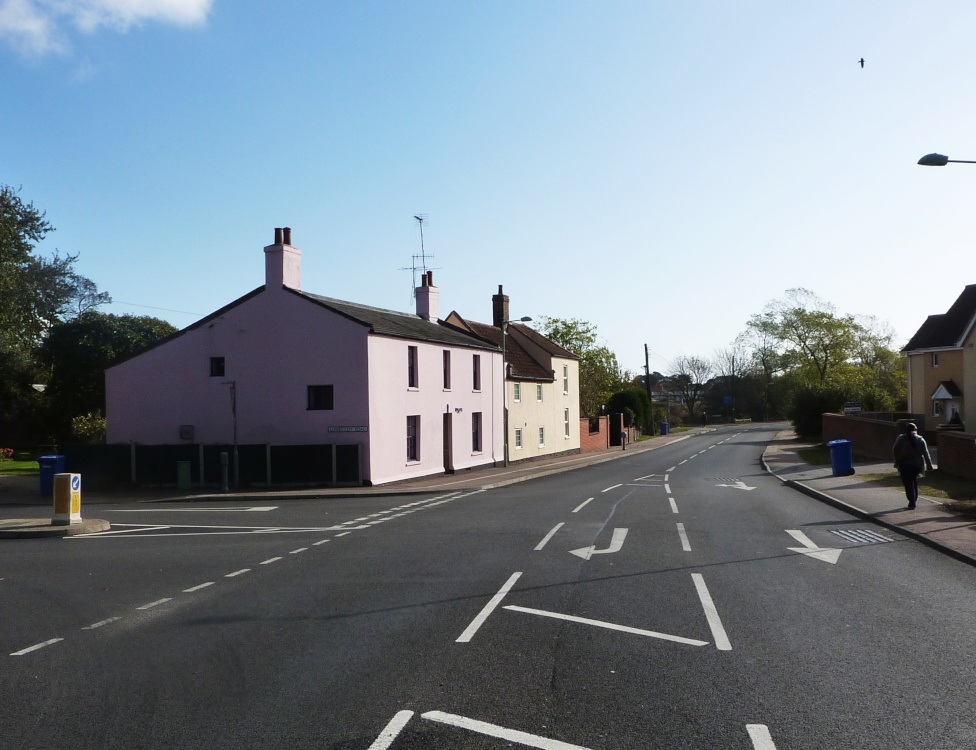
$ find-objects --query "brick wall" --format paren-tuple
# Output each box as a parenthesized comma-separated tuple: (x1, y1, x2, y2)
(579, 417, 609, 452)
(937, 430, 976, 480)
(822, 413, 906, 460)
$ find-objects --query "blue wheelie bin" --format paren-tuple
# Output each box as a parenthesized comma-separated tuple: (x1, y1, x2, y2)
(660, 422, 670, 436)
(826, 440, 854, 477)
(38, 455, 66, 496)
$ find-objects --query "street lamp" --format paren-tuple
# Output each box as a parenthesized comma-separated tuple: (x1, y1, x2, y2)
(502, 316, 532, 467)
(222, 380, 239, 489)
(918, 153, 976, 166)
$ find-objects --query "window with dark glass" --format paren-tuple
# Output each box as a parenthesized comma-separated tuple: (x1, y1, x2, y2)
(443, 350, 451, 389)
(472, 354, 481, 390)
(472, 411, 482, 452)
(406, 415, 420, 461)
(408, 346, 419, 388)
(307, 385, 334, 410)
(210, 357, 225, 377)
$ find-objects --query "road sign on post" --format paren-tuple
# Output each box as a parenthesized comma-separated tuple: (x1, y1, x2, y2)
(52, 473, 82, 525)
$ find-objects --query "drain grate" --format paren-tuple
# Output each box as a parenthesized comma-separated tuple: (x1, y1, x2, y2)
(830, 529, 893, 545)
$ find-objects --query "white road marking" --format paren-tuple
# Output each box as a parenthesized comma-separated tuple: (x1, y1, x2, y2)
(677, 523, 691, 551)
(569, 528, 628, 560)
(572, 498, 593, 513)
(786, 529, 842, 564)
(666, 468, 675, 474)
(669, 497, 679, 514)
(692, 574, 731, 651)
(183, 582, 215, 593)
(105, 506, 278, 512)
(335, 532, 352, 537)
(747, 724, 777, 749)
(225, 569, 250, 577)
(289, 547, 308, 554)
(664, 483, 671, 494)
(456, 572, 522, 643)
(535, 523, 564, 551)
(312, 539, 330, 546)
(11, 638, 64, 656)
(71, 525, 171, 536)
(368, 711, 415, 750)
(422, 710, 593, 749)
(260, 556, 282, 565)
(679, 459, 687, 465)
(137, 598, 172, 610)
(503, 606, 709, 646)
(633, 473, 658, 481)
(716, 480, 756, 491)
(601, 484, 622, 492)
(82, 617, 122, 630)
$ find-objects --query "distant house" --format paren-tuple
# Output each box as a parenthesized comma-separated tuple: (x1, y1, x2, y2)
(106, 228, 503, 486)
(902, 284, 976, 431)
(444, 286, 580, 463)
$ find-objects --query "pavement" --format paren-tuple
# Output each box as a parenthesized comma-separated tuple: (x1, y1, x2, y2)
(2, 426, 975, 567)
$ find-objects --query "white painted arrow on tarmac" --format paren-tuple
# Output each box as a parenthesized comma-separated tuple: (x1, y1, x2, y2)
(569, 527, 628, 560)
(786, 529, 842, 564)
(716, 480, 756, 491)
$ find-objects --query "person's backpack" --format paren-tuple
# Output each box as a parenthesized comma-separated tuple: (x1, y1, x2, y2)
(895, 436, 917, 463)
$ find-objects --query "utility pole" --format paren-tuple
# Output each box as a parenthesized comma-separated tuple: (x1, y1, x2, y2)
(644, 344, 655, 436)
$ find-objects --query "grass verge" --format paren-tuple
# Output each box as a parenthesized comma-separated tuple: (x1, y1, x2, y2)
(0, 460, 39, 477)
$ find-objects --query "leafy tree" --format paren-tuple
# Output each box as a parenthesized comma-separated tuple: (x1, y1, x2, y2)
(608, 388, 651, 429)
(40, 312, 177, 439)
(537, 317, 624, 417)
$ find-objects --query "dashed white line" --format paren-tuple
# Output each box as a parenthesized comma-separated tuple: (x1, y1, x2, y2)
(289, 547, 308, 554)
(335, 532, 352, 537)
(82, 617, 122, 630)
(572, 498, 593, 513)
(692, 573, 731, 651)
(457, 572, 522, 643)
(260, 557, 282, 565)
(422, 710, 592, 750)
(666, 467, 675, 474)
(535, 523, 564, 551)
(664, 483, 671, 494)
(677, 523, 691, 551)
(225, 568, 250, 577)
(601, 484, 622, 493)
(669, 497, 679, 513)
(11, 638, 64, 656)
(747, 724, 777, 749)
(312, 539, 330, 546)
(679, 459, 687, 465)
(137, 598, 172, 610)
(183, 582, 215, 593)
(368, 710, 415, 750)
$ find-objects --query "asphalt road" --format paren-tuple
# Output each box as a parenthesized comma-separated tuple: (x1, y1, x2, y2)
(2, 424, 975, 749)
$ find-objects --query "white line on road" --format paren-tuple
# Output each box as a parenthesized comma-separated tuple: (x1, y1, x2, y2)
(677, 523, 691, 551)
(747, 724, 777, 749)
(456, 572, 522, 643)
(104, 506, 278, 512)
(669, 497, 679, 514)
(368, 711, 415, 750)
(82, 617, 122, 630)
(679, 459, 687, 465)
(11, 638, 64, 656)
(260, 557, 282, 565)
(664, 483, 671, 494)
(335, 532, 352, 537)
(503, 606, 709, 647)
(312, 539, 330, 546)
(601, 484, 622, 493)
(692, 573, 731, 651)
(666, 468, 675, 474)
(225, 569, 250, 577)
(535, 523, 564, 551)
(422, 710, 593, 750)
(137, 598, 172, 610)
(289, 547, 308, 554)
(572, 498, 593, 513)
(183, 582, 215, 593)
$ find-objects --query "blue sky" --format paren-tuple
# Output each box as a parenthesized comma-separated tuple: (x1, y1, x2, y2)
(4, 0, 976, 374)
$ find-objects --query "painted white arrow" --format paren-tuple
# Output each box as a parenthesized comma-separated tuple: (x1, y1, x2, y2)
(716, 480, 756, 491)
(786, 529, 842, 564)
(570, 527, 628, 560)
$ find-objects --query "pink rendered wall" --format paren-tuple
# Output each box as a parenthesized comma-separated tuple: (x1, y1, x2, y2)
(367, 335, 504, 483)
(106, 288, 370, 452)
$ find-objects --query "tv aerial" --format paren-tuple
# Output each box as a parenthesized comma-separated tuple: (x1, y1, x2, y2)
(399, 214, 440, 300)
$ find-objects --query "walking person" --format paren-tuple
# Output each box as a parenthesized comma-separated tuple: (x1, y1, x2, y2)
(892, 423, 934, 509)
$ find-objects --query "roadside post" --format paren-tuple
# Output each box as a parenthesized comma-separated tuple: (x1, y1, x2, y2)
(52, 473, 82, 525)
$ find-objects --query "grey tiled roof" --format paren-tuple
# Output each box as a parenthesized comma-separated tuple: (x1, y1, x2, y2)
(294, 290, 500, 351)
(903, 285, 976, 351)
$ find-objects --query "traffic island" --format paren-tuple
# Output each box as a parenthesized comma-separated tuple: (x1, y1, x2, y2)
(0, 518, 110, 539)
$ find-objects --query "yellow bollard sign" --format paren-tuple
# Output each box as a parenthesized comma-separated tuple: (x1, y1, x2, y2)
(52, 473, 82, 526)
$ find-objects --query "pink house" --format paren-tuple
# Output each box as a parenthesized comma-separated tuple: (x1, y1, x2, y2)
(105, 228, 503, 486)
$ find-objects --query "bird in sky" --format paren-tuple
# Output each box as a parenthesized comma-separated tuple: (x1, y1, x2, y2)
(859, 57, 865, 68)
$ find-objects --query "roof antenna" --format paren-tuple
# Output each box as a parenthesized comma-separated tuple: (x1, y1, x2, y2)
(399, 214, 440, 301)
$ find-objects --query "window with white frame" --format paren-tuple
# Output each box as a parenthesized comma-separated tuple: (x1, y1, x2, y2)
(563, 364, 569, 394)
(408, 346, 419, 388)
(933, 400, 943, 417)
(538, 426, 545, 447)
(472, 411, 482, 452)
(473, 354, 481, 391)
(513, 382, 521, 402)
(564, 408, 570, 438)
(932, 352, 939, 368)
(514, 427, 523, 449)
(406, 415, 420, 461)
(443, 350, 451, 390)
(536, 384, 543, 402)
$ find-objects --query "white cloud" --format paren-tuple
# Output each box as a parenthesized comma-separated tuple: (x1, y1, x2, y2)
(0, 0, 212, 57)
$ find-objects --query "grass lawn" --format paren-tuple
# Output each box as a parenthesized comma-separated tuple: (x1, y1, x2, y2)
(0, 459, 39, 477)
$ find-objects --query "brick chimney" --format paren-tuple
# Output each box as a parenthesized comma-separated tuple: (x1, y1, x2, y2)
(415, 271, 439, 322)
(492, 285, 509, 328)
(264, 227, 301, 291)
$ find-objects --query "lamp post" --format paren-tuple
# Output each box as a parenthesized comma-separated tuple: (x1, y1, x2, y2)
(918, 153, 976, 166)
(222, 380, 239, 488)
(502, 315, 533, 467)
